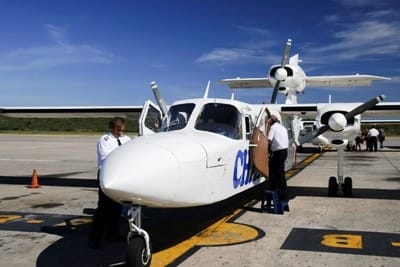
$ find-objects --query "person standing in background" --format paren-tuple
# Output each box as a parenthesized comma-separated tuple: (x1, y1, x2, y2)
(368, 126, 379, 152)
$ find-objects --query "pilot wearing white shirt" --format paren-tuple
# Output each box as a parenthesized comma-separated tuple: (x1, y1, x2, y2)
(97, 130, 131, 169)
(368, 127, 379, 152)
(90, 117, 131, 249)
(267, 110, 290, 208)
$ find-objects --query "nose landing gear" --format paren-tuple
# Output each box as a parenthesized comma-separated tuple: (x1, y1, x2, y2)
(327, 147, 353, 197)
(125, 205, 152, 267)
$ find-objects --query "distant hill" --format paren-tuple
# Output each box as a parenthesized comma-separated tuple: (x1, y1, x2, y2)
(0, 116, 139, 133)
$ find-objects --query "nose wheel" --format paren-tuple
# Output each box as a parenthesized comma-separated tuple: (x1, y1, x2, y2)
(328, 176, 352, 197)
(125, 205, 152, 267)
(328, 147, 352, 197)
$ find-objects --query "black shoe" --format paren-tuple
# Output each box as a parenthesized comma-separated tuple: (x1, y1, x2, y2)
(105, 234, 125, 242)
(88, 239, 101, 249)
(283, 203, 290, 212)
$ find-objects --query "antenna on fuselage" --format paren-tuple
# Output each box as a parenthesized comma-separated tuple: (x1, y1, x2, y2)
(230, 92, 235, 100)
(150, 81, 168, 116)
(203, 80, 211, 98)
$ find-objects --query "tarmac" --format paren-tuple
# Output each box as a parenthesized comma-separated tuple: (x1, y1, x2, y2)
(0, 134, 399, 267)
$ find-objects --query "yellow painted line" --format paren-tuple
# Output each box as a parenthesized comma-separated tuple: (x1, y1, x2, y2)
(26, 219, 44, 224)
(53, 217, 92, 227)
(0, 215, 22, 224)
(286, 148, 327, 180)
(151, 209, 259, 267)
(392, 242, 400, 247)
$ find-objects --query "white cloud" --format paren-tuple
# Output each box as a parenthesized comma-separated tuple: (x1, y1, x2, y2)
(233, 24, 270, 37)
(196, 48, 255, 63)
(0, 24, 115, 71)
(331, 0, 385, 8)
(308, 20, 400, 61)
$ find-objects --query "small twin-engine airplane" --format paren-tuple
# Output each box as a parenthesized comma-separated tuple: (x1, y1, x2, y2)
(100, 40, 399, 266)
(1, 39, 399, 267)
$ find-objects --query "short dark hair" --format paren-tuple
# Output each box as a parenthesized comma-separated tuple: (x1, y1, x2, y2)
(109, 117, 126, 130)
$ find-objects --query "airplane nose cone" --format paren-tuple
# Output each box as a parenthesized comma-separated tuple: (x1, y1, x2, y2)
(99, 134, 206, 207)
(100, 139, 180, 206)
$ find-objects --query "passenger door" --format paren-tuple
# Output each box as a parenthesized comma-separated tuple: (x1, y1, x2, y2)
(139, 100, 163, 136)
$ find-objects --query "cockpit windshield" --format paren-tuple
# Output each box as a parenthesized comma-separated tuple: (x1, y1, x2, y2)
(159, 103, 195, 132)
(195, 103, 241, 139)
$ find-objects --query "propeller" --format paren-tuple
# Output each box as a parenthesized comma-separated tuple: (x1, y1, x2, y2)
(300, 94, 385, 145)
(271, 39, 292, 104)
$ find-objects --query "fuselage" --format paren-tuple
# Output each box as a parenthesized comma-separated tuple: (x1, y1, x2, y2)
(100, 98, 295, 208)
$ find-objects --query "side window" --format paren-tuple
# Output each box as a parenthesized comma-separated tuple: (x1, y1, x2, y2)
(244, 115, 253, 140)
(144, 105, 162, 132)
(195, 103, 242, 139)
(160, 103, 195, 132)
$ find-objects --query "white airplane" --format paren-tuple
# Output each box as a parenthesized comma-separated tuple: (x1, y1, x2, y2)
(220, 39, 390, 105)
(2, 39, 399, 267)
(101, 94, 398, 266)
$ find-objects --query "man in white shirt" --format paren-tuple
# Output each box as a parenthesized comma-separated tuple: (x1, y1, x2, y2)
(368, 126, 379, 152)
(89, 117, 131, 249)
(267, 110, 289, 207)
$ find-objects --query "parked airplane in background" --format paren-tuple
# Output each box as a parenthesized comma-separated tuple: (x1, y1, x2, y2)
(219, 38, 397, 198)
(220, 39, 390, 105)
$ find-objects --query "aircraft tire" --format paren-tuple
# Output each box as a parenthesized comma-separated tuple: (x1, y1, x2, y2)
(328, 176, 338, 197)
(126, 236, 151, 267)
(343, 177, 353, 197)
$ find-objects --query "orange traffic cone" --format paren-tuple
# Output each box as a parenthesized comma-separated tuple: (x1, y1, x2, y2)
(27, 169, 41, 188)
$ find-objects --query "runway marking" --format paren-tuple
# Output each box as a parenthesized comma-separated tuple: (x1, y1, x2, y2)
(285, 148, 326, 179)
(26, 219, 44, 224)
(0, 215, 22, 223)
(151, 208, 261, 267)
(282, 228, 400, 258)
(0, 158, 58, 162)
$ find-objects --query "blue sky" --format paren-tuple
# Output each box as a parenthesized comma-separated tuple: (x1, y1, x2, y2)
(0, 0, 399, 106)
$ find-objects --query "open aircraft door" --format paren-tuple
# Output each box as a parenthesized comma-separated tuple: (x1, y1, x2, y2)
(139, 100, 163, 136)
(250, 106, 270, 177)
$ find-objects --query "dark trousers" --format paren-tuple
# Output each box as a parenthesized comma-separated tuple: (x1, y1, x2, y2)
(89, 170, 122, 242)
(269, 149, 288, 202)
(369, 136, 378, 152)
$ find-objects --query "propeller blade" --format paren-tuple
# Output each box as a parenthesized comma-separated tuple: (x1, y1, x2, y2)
(270, 81, 280, 104)
(345, 94, 385, 120)
(270, 39, 291, 104)
(281, 39, 292, 66)
(299, 125, 329, 145)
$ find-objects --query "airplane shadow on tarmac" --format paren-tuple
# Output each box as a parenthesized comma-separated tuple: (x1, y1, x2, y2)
(288, 186, 400, 200)
(35, 186, 264, 267)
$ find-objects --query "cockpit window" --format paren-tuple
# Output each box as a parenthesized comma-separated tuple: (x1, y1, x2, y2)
(159, 103, 195, 132)
(195, 103, 241, 139)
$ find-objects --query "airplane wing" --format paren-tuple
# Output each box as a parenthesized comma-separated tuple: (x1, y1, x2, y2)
(219, 78, 273, 88)
(0, 106, 142, 118)
(306, 75, 390, 87)
(361, 102, 400, 123)
(279, 101, 400, 117)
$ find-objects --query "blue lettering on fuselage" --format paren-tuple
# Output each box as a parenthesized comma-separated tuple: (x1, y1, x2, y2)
(233, 149, 261, 189)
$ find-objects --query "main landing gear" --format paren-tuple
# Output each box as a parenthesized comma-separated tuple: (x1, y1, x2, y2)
(125, 205, 152, 267)
(328, 146, 353, 197)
